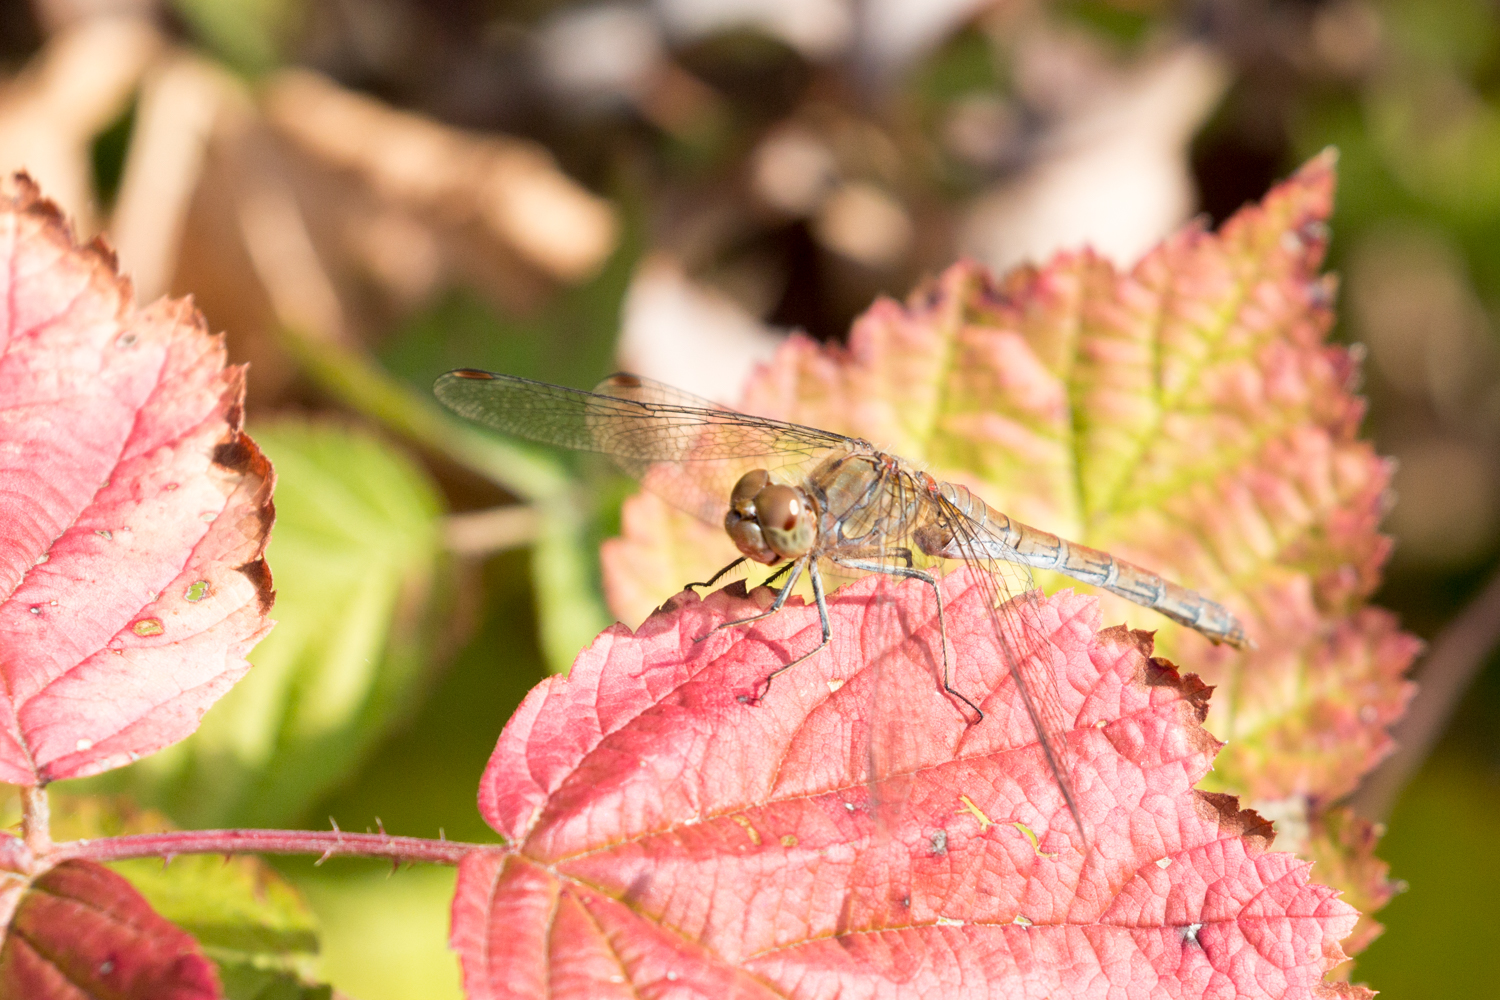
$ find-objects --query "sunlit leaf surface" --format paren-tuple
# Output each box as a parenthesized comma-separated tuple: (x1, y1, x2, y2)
(452, 575, 1364, 999)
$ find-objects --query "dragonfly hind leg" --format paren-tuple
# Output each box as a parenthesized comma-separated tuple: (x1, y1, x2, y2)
(833, 557, 984, 724)
(747, 562, 832, 705)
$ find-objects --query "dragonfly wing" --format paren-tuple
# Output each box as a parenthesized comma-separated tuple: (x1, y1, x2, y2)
(927, 490, 1086, 846)
(435, 370, 858, 526)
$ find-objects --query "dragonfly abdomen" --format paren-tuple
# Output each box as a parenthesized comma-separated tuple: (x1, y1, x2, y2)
(921, 482, 1249, 649)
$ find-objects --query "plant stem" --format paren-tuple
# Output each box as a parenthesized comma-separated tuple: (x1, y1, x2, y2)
(20, 786, 50, 855)
(50, 828, 486, 867)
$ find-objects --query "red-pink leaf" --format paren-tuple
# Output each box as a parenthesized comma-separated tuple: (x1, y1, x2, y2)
(453, 575, 1365, 999)
(0, 175, 274, 784)
(0, 859, 221, 1000)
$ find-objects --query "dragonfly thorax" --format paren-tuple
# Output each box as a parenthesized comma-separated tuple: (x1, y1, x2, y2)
(725, 470, 818, 564)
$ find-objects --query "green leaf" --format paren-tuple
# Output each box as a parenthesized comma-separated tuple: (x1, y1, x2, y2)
(171, 0, 302, 74)
(216, 963, 332, 1000)
(287, 865, 462, 1000)
(82, 420, 447, 827)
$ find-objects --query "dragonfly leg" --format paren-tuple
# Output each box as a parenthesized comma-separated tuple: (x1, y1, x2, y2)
(697, 556, 806, 645)
(834, 557, 984, 724)
(748, 561, 832, 704)
(761, 559, 797, 589)
(684, 556, 748, 592)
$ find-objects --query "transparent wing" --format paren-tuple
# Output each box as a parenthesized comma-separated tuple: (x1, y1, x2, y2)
(434, 370, 860, 524)
(927, 489, 1084, 846)
(812, 464, 1082, 848)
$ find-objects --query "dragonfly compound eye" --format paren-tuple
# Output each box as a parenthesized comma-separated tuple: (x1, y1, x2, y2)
(755, 484, 816, 558)
(725, 470, 778, 564)
(731, 470, 771, 507)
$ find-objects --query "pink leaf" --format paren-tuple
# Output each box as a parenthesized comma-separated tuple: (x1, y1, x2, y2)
(453, 575, 1365, 999)
(0, 175, 274, 784)
(0, 859, 221, 1000)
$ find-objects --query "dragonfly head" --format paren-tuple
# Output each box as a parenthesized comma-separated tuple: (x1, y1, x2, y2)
(725, 470, 817, 564)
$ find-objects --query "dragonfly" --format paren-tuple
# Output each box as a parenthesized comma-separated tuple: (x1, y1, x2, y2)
(435, 369, 1250, 838)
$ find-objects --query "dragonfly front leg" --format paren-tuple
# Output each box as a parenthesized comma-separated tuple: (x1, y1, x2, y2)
(687, 553, 799, 595)
(700, 556, 806, 642)
(834, 557, 983, 724)
(684, 556, 748, 592)
(694, 555, 832, 703)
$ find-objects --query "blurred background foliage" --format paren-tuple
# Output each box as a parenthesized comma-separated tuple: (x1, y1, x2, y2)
(3, 0, 1498, 997)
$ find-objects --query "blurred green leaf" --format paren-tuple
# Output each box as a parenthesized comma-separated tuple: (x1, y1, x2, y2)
(171, 0, 302, 74)
(89, 97, 136, 211)
(1379, 0, 1498, 73)
(117, 849, 318, 960)
(216, 963, 332, 1000)
(285, 864, 462, 1000)
(82, 421, 448, 828)
(1352, 756, 1500, 997)
(283, 325, 609, 673)
(532, 496, 612, 671)
(1057, 1, 1155, 44)
(1292, 0, 1500, 301)
(312, 549, 540, 845)
(911, 26, 1001, 108)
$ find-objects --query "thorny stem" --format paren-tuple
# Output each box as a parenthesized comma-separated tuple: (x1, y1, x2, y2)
(49, 827, 487, 867)
(1352, 564, 1500, 821)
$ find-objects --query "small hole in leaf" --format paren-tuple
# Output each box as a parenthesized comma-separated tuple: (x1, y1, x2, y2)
(185, 580, 210, 602)
(132, 618, 164, 637)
